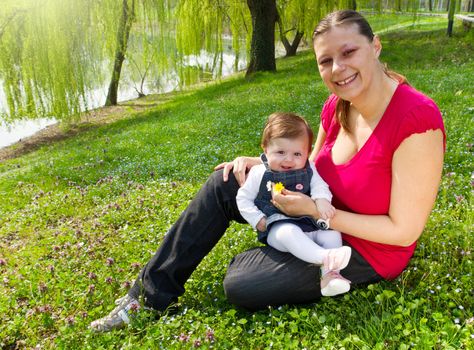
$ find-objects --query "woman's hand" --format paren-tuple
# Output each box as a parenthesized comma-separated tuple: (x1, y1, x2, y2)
(271, 189, 319, 218)
(214, 156, 261, 186)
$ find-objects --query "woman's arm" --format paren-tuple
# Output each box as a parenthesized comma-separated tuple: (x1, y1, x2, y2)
(331, 129, 444, 246)
(273, 129, 444, 247)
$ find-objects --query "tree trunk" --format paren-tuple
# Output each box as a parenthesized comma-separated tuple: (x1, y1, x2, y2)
(395, 0, 402, 11)
(276, 12, 303, 57)
(246, 0, 278, 76)
(447, 0, 456, 37)
(105, 0, 135, 106)
(351, 0, 357, 10)
(429, 0, 433, 11)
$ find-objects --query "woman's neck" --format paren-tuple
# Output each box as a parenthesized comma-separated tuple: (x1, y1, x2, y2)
(351, 71, 399, 124)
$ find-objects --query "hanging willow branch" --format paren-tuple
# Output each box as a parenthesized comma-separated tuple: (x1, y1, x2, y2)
(0, 0, 422, 124)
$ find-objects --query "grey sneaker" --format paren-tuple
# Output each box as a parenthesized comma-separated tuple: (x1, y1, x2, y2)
(90, 295, 141, 332)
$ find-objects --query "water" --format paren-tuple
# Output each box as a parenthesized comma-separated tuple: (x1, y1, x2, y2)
(0, 118, 57, 148)
(0, 45, 247, 149)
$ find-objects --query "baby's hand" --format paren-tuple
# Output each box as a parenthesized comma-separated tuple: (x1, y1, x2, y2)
(256, 217, 267, 232)
(315, 198, 335, 220)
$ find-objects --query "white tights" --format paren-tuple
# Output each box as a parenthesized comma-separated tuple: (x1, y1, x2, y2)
(266, 222, 342, 265)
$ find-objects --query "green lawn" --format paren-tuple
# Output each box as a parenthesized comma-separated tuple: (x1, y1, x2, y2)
(0, 25, 473, 349)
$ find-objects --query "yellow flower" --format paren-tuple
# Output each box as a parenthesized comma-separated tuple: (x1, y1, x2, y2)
(273, 182, 285, 194)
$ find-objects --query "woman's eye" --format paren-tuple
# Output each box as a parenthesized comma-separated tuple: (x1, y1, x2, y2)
(343, 49, 356, 57)
(319, 58, 331, 65)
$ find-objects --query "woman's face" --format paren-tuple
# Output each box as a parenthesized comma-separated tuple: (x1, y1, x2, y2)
(313, 24, 381, 103)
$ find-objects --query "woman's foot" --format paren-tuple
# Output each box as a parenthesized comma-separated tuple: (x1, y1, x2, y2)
(89, 295, 141, 332)
(322, 246, 351, 272)
(320, 271, 351, 296)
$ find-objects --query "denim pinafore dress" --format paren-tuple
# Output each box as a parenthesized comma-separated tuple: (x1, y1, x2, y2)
(255, 154, 321, 244)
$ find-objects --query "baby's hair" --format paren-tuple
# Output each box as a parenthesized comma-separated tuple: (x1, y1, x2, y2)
(261, 112, 314, 153)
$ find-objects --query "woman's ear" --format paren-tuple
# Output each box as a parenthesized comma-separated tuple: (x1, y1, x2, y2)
(373, 35, 382, 58)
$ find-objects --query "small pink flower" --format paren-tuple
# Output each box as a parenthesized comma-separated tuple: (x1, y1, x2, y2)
(106, 258, 115, 266)
(193, 339, 202, 348)
(38, 304, 52, 313)
(295, 183, 303, 190)
(0, 258, 6, 266)
(38, 282, 48, 293)
(122, 281, 131, 289)
(105, 276, 114, 284)
(205, 329, 215, 342)
(87, 284, 95, 294)
(129, 302, 140, 312)
(178, 333, 190, 342)
(88, 272, 97, 280)
(65, 316, 75, 325)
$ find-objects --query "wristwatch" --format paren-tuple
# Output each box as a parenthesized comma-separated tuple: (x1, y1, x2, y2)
(316, 219, 330, 230)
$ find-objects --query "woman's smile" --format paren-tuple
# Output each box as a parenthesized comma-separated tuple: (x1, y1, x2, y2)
(334, 73, 358, 86)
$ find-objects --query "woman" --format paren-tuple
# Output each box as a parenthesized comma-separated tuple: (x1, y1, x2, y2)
(90, 10, 445, 332)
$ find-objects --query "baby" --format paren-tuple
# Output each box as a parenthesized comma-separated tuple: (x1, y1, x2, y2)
(236, 112, 351, 296)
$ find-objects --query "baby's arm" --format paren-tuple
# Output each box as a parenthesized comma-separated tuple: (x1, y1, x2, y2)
(315, 198, 335, 220)
(309, 162, 335, 220)
(236, 165, 267, 230)
(309, 162, 333, 202)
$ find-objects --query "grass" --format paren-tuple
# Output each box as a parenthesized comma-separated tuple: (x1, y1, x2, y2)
(0, 25, 473, 349)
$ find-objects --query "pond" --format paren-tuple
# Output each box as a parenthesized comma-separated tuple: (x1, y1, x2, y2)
(0, 42, 248, 149)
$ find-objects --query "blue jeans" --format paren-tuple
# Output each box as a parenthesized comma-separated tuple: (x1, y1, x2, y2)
(129, 170, 382, 311)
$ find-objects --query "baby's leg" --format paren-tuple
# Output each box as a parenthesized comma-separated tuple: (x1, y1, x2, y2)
(267, 222, 327, 264)
(310, 230, 351, 272)
(309, 230, 351, 297)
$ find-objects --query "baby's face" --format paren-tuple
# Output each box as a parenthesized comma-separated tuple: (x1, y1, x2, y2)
(265, 136, 309, 172)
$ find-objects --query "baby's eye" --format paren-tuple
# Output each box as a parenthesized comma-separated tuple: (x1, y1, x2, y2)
(294, 152, 302, 157)
(277, 150, 285, 155)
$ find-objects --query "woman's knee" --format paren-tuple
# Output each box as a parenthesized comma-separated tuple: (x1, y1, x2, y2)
(207, 169, 240, 197)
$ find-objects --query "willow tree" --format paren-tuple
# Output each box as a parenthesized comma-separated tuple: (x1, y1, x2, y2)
(246, 0, 278, 74)
(105, 0, 136, 106)
(0, 0, 174, 123)
(447, 0, 457, 36)
(175, 0, 357, 76)
(105, 0, 174, 105)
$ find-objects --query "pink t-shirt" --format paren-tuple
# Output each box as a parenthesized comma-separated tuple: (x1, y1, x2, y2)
(315, 83, 445, 279)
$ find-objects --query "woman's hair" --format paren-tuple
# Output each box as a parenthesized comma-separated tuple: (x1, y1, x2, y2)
(261, 112, 314, 153)
(312, 10, 406, 132)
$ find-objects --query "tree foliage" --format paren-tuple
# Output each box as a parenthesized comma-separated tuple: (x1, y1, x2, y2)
(1, 0, 459, 124)
(0, 0, 173, 123)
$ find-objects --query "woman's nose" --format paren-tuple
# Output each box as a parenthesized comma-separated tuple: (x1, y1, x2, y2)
(332, 59, 345, 74)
